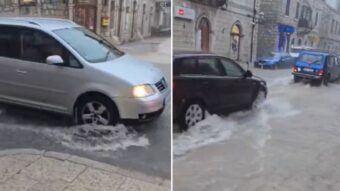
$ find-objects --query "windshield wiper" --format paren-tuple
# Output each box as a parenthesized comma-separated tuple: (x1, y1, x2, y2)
(104, 50, 111, 61)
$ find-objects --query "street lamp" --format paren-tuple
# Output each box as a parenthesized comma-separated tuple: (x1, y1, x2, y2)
(250, 1, 265, 67)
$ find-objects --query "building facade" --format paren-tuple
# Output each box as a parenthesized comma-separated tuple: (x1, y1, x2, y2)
(257, 0, 340, 58)
(0, 0, 170, 43)
(173, 0, 260, 63)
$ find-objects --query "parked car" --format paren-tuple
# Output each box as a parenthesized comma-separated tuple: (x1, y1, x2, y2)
(292, 51, 340, 86)
(0, 17, 169, 126)
(173, 51, 268, 131)
(290, 46, 313, 58)
(255, 52, 296, 69)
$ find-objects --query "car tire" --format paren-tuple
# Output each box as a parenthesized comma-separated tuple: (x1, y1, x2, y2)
(323, 74, 330, 86)
(252, 88, 266, 109)
(179, 101, 205, 131)
(76, 95, 118, 126)
(294, 76, 302, 83)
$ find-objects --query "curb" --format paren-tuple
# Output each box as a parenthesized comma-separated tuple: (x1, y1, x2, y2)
(0, 148, 170, 188)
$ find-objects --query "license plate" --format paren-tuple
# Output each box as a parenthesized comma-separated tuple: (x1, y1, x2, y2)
(304, 68, 314, 72)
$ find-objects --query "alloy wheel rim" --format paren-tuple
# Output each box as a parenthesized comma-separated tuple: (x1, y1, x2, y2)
(185, 104, 203, 128)
(81, 101, 111, 125)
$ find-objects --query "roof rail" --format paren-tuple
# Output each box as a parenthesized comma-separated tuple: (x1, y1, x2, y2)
(27, 21, 41, 26)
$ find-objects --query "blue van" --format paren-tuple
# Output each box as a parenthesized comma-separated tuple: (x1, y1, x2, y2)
(292, 51, 340, 86)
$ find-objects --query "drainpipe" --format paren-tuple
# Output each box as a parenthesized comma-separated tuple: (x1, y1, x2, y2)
(96, 0, 102, 35)
(37, 0, 41, 16)
(250, 0, 257, 67)
(117, 0, 123, 38)
(68, 0, 74, 21)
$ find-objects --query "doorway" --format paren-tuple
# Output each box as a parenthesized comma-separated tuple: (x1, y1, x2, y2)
(74, 5, 97, 32)
(197, 18, 210, 52)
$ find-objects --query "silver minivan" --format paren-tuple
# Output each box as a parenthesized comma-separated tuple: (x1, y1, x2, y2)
(0, 17, 169, 125)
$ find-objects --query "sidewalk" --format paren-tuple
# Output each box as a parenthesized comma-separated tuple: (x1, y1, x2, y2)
(0, 149, 170, 191)
(120, 37, 171, 65)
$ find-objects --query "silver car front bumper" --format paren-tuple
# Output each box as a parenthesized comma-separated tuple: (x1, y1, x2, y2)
(114, 88, 170, 120)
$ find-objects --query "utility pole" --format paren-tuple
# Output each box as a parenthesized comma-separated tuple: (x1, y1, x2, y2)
(250, 0, 257, 66)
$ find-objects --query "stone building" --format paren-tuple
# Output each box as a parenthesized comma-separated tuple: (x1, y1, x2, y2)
(173, 0, 260, 63)
(0, 0, 167, 43)
(257, 0, 340, 58)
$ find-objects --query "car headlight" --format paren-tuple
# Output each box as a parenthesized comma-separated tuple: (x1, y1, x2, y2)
(133, 84, 155, 98)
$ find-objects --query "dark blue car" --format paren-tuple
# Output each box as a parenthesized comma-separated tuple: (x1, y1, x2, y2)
(292, 51, 340, 86)
(255, 52, 296, 69)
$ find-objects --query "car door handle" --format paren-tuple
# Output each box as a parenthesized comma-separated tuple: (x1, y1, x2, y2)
(16, 70, 27, 74)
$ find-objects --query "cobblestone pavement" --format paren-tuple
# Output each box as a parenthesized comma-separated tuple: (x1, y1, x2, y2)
(0, 149, 170, 191)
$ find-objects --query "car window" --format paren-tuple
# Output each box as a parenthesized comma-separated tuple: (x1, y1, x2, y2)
(0, 26, 20, 59)
(299, 54, 323, 64)
(328, 56, 335, 67)
(197, 57, 224, 76)
(220, 58, 244, 77)
(174, 58, 198, 75)
(20, 29, 81, 68)
(54, 27, 124, 63)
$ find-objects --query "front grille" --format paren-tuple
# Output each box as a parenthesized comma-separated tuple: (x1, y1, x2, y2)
(155, 78, 167, 92)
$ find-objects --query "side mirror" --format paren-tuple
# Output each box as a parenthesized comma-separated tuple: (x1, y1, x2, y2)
(46, 55, 64, 66)
(244, 70, 253, 78)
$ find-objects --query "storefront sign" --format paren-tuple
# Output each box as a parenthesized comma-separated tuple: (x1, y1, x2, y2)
(101, 17, 109, 27)
(174, 6, 195, 20)
(278, 24, 295, 33)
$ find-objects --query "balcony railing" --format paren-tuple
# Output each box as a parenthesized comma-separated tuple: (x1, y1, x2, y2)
(298, 18, 313, 29)
(190, 0, 227, 7)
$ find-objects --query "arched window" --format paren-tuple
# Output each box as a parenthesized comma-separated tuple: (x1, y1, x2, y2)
(231, 22, 241, 60)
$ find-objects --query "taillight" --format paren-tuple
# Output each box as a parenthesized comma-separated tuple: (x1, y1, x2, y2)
(318, 70, 324, 76)
(292, 66, 298, 73)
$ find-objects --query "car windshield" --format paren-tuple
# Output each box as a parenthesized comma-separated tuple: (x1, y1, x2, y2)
(298, 54, 323, 64)
(53, 27, 124, 63)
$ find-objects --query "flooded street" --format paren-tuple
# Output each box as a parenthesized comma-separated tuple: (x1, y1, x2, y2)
(0, 37, 171, 179)
(174, 69, 340, 191)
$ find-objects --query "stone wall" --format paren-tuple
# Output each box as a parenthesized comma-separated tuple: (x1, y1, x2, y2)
(173, 0, 259, 63)
(0, 0, 17, 16)
(0, 0, 159, 43)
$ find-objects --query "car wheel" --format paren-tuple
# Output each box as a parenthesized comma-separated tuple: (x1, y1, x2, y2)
(179, 101, 205, 131)
(252, 88, 266, 109)
(76, 96, 118, 126)
(294, 76, 302, 83)
(323, 74, 330, 86)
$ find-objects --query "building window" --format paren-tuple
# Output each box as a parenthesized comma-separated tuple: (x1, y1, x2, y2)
(19, 0, 36, 6)
(315, 12, 318, 26)
(230, 23, 241, 60)
(291, 38, 295, 45)
(285, 0, 291, 16)
(298, 39, 302, 46)
(295, 2, 300, 19)
(143, 4, 146, 14)
(301, 6, 312, 22)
